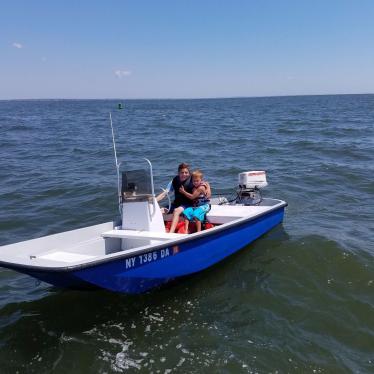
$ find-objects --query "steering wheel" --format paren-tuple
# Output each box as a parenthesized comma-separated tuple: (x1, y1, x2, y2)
(161, 188, 171, 213)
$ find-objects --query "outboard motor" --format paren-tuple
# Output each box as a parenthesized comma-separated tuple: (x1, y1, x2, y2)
(236, 171, 268, 205)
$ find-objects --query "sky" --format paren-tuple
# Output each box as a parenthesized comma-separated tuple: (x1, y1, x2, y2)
(1, 0, 374, 99)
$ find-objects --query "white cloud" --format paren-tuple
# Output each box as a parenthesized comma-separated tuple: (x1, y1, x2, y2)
(114, 69, 131, 79)
(41, 57, 47, 62)
(12, 42, 23, 49)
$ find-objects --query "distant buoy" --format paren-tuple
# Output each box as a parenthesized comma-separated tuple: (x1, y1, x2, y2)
(118, 103, 123, 110)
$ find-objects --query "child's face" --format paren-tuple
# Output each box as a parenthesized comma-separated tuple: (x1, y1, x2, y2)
(193, 177, 201, 187)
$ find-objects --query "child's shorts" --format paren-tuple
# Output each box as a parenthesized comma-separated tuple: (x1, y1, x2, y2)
(183, 204, 210, 222)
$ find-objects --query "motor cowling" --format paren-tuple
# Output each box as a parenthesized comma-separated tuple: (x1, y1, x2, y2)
(238, 171, 268, 189)
(237, 171, 267, 205)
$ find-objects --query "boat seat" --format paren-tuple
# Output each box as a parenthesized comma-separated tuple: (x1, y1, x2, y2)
(101, 229, 187, 241)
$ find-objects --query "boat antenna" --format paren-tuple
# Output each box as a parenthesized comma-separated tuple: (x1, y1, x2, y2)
(109, 112, 121, 213)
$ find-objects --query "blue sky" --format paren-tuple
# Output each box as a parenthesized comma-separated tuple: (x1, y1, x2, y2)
(1, 0, 373, 99)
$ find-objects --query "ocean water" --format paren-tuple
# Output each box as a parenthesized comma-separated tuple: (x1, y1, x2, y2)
(0, 95, 373, 373)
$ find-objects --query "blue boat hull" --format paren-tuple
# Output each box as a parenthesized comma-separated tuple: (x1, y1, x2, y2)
(15, 206, 285, 294)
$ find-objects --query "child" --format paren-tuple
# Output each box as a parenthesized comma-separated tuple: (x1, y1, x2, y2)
(179, 170, 211, 232)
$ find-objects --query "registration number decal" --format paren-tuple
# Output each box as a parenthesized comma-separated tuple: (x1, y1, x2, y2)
(125, 248, 171, 269)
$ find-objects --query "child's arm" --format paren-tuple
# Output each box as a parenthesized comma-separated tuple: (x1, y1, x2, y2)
(204, 182, 211, 198)
(180, 185, 204, 200)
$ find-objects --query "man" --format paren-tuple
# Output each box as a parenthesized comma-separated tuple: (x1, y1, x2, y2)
(157, 162, 194, 233)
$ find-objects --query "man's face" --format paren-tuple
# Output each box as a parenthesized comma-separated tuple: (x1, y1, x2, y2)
(179, 168, 190, 182)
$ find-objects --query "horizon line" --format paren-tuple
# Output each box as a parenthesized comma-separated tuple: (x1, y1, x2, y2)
(0, 92, 373, 102)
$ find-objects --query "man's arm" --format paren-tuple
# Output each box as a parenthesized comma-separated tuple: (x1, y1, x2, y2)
(156, 181, 173, 202)
(156, 191, 167, 202)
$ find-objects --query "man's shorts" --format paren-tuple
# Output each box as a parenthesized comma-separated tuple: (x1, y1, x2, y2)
(183, 204, 210, 222)
(167, 203, 190, 215)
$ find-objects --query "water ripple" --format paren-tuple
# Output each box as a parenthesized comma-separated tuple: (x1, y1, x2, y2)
(0, 95, 374, 372)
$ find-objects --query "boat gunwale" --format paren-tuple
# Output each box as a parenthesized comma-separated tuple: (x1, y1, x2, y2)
(0, 200, 287, 273)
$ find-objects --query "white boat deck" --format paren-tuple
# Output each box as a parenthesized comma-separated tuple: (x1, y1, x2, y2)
(101, 229, 187, 240)
(37, 251, 97, 263)
(206, 204, 271, 224)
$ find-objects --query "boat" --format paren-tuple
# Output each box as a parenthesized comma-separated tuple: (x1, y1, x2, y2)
(0, 163, 287, 294)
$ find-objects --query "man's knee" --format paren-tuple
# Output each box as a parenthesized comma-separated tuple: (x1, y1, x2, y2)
(173, 207, 184, 215)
